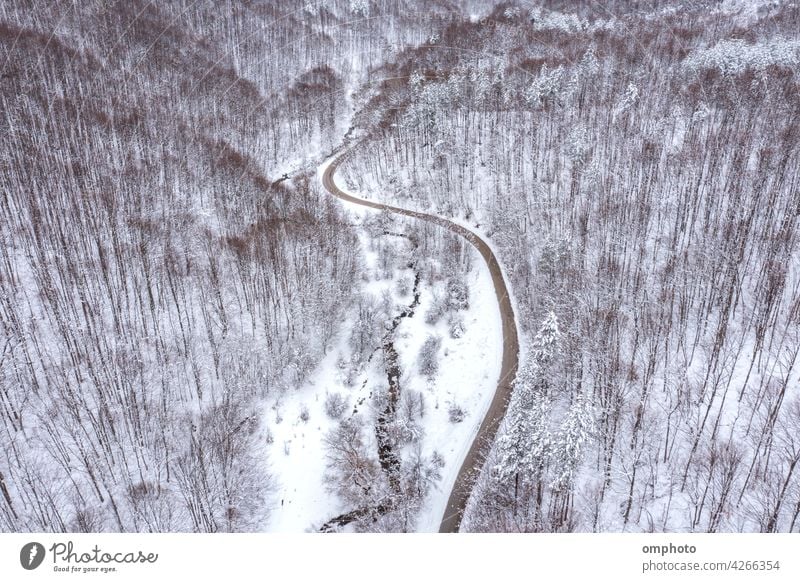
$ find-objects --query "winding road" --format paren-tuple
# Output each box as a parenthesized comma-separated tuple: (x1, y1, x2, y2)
(322, 152, 520, 533)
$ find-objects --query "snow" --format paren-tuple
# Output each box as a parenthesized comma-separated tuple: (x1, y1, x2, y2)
(401, 241, 502, 532)
(261, 155, 506, 532)
(327, 155, 507, 532)
(262, 346, 348, 532)
(684, 37, 800, 76)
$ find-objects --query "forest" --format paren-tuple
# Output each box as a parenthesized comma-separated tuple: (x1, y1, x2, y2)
(1, 0, 798, 533)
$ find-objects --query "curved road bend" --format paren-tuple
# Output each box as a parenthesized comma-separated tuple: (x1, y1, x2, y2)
(322, 153, 520, 533)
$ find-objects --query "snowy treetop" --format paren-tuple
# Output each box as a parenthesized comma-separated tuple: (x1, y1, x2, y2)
(684, 37, 800, 76)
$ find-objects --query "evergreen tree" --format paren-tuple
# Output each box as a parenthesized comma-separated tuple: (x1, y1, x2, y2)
(551, 393, 594, 491)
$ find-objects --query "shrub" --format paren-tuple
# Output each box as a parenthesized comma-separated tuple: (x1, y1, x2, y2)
(424, 293, 446, 325)
(418, 335, 442, 379)
(448, 315, 465, 339)
(446, 277, 469, 311)
(448, 403, 466, 423)
(396, 274, 412, 297)
(325, 392, 349, 419)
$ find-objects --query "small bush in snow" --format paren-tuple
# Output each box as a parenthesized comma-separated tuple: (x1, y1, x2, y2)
(325, 392, 349, 419)
(424, 305, 441, 325)
(424, 294, 446, 325)
(396, 274, 412, 297)
(338, 352, 364, 387)
(299, 404, 310, 423)
(448, 315, 465, 339)
(446, 277, 469, 311)
(418, 335, 442, 379)
(448, 403, 466, 423)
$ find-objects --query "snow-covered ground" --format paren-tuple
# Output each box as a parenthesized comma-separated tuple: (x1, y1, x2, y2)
(407, 251, 502, 532)
(262, 345, 348, 532)
(262, 158, 503, 532)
